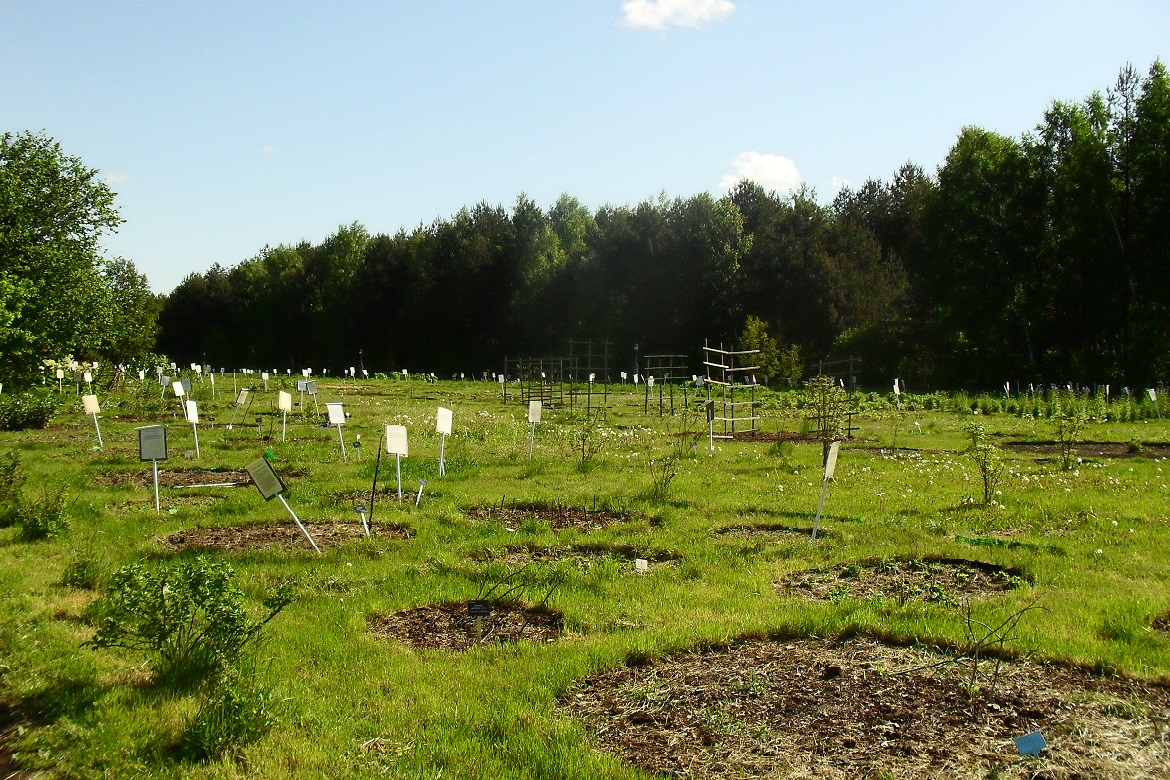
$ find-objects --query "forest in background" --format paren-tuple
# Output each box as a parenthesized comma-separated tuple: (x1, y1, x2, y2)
(4, 63, 1167, 390)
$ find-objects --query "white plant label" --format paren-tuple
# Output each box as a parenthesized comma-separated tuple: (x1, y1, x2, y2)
(436, 406, 453, 435)
(385, 424, 408, 456)
(172, 380, 185, 397)
(528, 400, 542, 424)
(824, 440, 841, 480)
(326, 402, 346, 426)
(185, 399, 199, 424)
(278, 391, 292, 412)
(82, 394, 100, 415)
(236, 389, 250, 406)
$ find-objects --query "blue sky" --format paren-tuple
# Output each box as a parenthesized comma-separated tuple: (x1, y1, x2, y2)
(3, 1, 1166, 294)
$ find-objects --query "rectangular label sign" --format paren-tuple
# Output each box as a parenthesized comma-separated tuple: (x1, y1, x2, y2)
(436, 406, 453, 435)
(245, 457, 286, 501)
(385, 424, 408, 455)
(136, 425, 168, 462)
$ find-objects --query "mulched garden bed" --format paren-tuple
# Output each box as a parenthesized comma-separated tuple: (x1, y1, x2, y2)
(470, 544, 680, 569)
(1001, 440, 1170, 459)
(367, 600, 563, 651)
(159, 521, 411, 552)
(777, 558, 1025, 604)
(99, 467, 306, 490)
(560, 635, 1170, 779)
(729, 429, 814, 443)
(464, 502, 632, 531)
(1153, 613, 1170, 633)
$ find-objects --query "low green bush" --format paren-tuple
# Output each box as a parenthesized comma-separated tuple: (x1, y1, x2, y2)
(0, 390, 60, 430)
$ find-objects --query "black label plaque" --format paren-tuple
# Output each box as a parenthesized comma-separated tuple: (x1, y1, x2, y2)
(467, 600, 491, 617)
(245, 457, 286, 502)
(137, 425, 168, 462)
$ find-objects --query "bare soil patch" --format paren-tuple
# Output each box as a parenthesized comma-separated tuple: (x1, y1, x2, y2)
(99, 467, 306, 490)
(1002, 440, 1170, 459)
(0, 701, 37, 780)
(1153, 613, 1170, 633)
(159, 521, 411, 552)
(777, 558, 1024, 604)
(471, 544, 680, 569)
(465, 502, 631, 531)
(561, 635, 1170, 779)
(367, 601, 563, 651)
(729, 429, 812, 443)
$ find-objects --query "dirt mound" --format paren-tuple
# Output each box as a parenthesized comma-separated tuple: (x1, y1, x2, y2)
(561, 636, 1170, 779)
(100, 467, 306, 490)
(471, 544, 680, 569)
(465, 502, 631, 531)
(1001, 440, 1170, 459)
(367, 601, 563, 651)
(160, 521, 411, 552)
(777, 558, 1024, 604)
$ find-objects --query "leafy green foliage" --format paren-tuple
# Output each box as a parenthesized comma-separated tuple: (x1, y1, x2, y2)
(0, 450, 69, 538)
(179, 658, 279, 762)
(88, 558, 293, 687)
(0, 390, 59, 430)
(964, 422, 1006, 505)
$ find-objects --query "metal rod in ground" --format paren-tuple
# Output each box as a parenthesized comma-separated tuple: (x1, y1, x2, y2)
(337, 424, 347, 461)
(92, 413, 103, 448)
(153, 460, 160, 512)
(359, 509, 369, 536)
(369, 434, 383, 524)
(439, 433, 447, 476)
(282, 410, 287, 442)
(278, 494, 320, 553)
(395, 453, 403, 501)
(192, 424, 200, 457)
(527, 422, 535, 459)
(811, 478, 830, 541)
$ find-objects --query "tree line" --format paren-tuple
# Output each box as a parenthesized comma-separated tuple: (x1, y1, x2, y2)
(3, 62, 1166, 390)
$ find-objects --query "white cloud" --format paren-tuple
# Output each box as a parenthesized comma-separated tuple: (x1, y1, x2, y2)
(619, 0, 735, 30)
(260, 145, 276, 154)
(717, 152, 801, 194)
(102, 171, 131, 186)
(826, 176, 851, 195)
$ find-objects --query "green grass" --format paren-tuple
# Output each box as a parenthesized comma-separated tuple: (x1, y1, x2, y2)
(2, 379, 1169, 777)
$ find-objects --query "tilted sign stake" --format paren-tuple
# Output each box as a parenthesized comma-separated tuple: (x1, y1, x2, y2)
(82, 394, 103, 449)
(436, 406, 453, 476)
(227, 389, 250, 429)
(136, 425, 168, 512)
(326, 402, 347, 461)
(811, 440, 841, 541)
(245, 457, 319, 553)
(172, 380, 186, 416)
(706, 400, 715, 456)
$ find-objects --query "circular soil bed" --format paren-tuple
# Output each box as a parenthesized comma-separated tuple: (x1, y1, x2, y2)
(160, 521, 411, 552)
(777, 558, 1024, 604)
(1002, 440, 1170, 459)
(465, 503, 631, 531)
(729, 429, 813, 443)
(561, 636, 1170, 779)
(471, 544, 680, 569)
(367, 601, 563, 651)
(100, 467, 306, 490)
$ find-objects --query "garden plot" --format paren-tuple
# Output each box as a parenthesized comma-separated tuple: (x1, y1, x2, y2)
(366, 601, 563, 651)
(1001, 440, 1170, 459)
(716, 521, 826, 539)
(470, 543, 681, 569)
(778, 558, 1024, 604)
(561, 636, 1170, 780)
(465, 502, 632, 531)
(99, 468, 273, 489)
(160, 521, 411, 552)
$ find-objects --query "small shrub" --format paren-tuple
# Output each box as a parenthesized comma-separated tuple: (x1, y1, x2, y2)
(1052, 393, 1088, 470)
(964, 422, 1006, 505)
(62, 543, 105, 590)
(0, 391, 60, 430)
(18, 483, 69, 540)
(87, 558, 293, 687)
(0, 452, 23, 527)
(1126, 437, 1143, 454)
